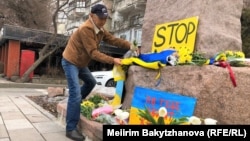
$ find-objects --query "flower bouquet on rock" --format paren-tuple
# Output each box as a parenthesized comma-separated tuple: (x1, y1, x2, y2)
(214, 50, 248, 67)
(177, 50, 249, 67)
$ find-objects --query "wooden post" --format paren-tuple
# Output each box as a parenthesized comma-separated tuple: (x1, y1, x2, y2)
(6, 40, 20, 79)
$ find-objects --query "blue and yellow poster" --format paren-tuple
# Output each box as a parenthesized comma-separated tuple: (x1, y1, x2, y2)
(129, 86, 197, 124)
(151, 16, 199, 63)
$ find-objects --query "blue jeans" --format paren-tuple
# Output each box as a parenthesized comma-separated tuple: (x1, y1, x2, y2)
(61, 58, 96, 131)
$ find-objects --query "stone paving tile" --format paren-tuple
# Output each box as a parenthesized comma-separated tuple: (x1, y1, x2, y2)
(4, 119, 33, 130)
(0, 125, 8, 138)
(33, 121, 65, 134)
(26, 114, 50, 123)
(1, 112, 25, 120)
(10, 97, 35, 108)
(0, 96, 11, 103)
(9, 96, 29, 105)
(0, 97, 19, 113)
(9, 96, 42, 115)
(0, 106, 20, 113)
(18, 107, 42, 115)
(0, 115, 3, 124)
(8, 128, 45, 141)
(0, 87, 75, 141)
(42, 132, 72, 141)
(0, 138, 10, 141)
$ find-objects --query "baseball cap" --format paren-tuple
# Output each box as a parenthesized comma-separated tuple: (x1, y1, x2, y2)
(91, 4, 109, 19)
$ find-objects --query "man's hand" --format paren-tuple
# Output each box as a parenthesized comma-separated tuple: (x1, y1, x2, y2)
(114, 58, 122, 65)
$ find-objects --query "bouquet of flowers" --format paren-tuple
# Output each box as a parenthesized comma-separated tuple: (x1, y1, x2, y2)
(138, 106, 217, 125)
(80, 94, 130, 125)
(214, 50, 246, 67)
(178, 50, 248, 67)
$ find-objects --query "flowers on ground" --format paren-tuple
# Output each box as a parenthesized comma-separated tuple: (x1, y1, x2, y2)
(203, 118, 218, 125)
(80, 94, 109, 120)
(188, 116, 217, 125)
(81, 96, 218, 125)
(80, 94, 130, 125)
(138, 106, 217, 125)
(114, 109, 130, 124)
(188, 116, 202, 125)
(81, 100, 95, 119)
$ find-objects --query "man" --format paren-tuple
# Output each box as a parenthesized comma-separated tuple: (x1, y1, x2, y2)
(61, 4, 136, 141)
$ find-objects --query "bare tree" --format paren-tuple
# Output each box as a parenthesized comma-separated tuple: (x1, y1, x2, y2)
(19, 0, 70, 82)
(0, 0, 52, 30)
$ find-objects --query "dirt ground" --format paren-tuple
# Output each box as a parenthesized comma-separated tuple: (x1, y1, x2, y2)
(26, 95, 58, 117)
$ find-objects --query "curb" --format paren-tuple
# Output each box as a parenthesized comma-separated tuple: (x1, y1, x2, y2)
(0, 82, 67, 89)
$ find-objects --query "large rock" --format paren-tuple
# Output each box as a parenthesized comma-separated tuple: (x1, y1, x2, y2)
(141, 0, 243, 58)
(122, 65, 250, 124)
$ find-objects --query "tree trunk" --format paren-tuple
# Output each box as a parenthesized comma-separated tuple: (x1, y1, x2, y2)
(19, 0, 70, 83)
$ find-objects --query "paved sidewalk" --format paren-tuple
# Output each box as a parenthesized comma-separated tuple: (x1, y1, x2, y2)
(0, 78, 66, 89)
(0, 78, 73, 141)
(0, 77, 112, 141)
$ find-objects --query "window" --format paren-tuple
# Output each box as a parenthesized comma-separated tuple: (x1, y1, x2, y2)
(120, 34, 127, 40)
(134, 29, 142, 46)
(76, 0, 85, 8)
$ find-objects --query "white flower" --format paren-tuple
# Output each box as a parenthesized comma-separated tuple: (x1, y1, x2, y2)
(114, 109, 123, 116)
(204, 118, 217, 125)
(114, 109, 129, 120)
(117, 111, 130, 120)
(188, 116, 202, 125)
(158, 107, 167, 117)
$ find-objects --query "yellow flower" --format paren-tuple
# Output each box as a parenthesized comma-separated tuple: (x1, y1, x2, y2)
(215, 53, 227, 61)
(81, 100, 95, 108)
(225, 50, 233, 56)
(204, 59, 211, 65)
(235, 51, 245, 58)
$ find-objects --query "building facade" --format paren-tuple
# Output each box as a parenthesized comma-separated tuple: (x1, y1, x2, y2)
(0, 0, 147, 80)
(57, 0, 147, 46)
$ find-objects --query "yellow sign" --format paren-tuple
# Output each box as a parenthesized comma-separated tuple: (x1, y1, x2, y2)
(151, 16, 199, 63)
